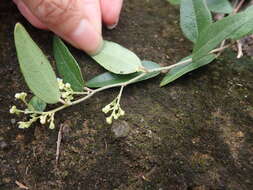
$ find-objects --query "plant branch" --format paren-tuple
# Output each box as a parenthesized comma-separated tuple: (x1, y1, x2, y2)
(19, 43, 232, 119)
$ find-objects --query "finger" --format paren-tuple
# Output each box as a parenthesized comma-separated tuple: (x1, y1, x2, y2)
(100, 0, 123, 29)
(21, 0, 103, 54)
(13, 0, 47, 29)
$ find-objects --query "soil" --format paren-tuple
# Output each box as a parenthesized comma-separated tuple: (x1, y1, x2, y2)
(1, 0, 253, 189)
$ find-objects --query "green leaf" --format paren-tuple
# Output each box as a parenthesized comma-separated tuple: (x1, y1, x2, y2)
(229, 19, 253, 40)
(87, 61, 161, 88)
(53, 36, 84, 91)
(180, 0, 212, 43)
(160, 54, 216, 86)
(28, 96, 47, 112)
(206, 0, 233, 14)
(91, 40, 142, 74)
(193, 6, 253, 62)
(167, 0, 181, 5)
(14, 23, 60, 104)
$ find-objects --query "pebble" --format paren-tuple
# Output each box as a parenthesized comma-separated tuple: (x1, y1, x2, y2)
(11, 118, 16, 124)
(112, 121, 130, 138)
(0, 141, 8, 150)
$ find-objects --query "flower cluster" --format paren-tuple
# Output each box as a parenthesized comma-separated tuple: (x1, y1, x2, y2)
(57, 78, 74, 104)
(9, 92, 56, 129)
(102, 98, 125, 124)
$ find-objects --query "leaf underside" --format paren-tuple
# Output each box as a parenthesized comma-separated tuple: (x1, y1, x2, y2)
(14, 23, 60, 104)
(91, 40, 142, 74)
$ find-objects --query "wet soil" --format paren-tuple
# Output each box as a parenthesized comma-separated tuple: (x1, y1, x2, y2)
(1, 0, 253, 189)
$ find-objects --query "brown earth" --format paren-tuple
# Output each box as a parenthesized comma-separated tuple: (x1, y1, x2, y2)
(1, 0, 253, 189)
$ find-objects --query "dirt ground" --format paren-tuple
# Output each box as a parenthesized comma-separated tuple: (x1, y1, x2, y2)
(1, 0, 253, 189)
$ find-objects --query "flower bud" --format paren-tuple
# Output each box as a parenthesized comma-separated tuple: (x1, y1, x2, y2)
(9, 106, 17, 114)
(102, 105, 111, 114)
(113, 114, 119, 120)
(15, 93, 21, 99)
(18, 121, 30, 129)
(40, 115, 47, 124)
(120, 109, 125, 116)
(65, 83, 71, 88)
(49, 121, 55, 129)
(106, 117, 112, 125)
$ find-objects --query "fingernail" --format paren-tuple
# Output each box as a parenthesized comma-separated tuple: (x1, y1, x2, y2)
(107, 19, 119, 30)
(70, 19, 103, 55)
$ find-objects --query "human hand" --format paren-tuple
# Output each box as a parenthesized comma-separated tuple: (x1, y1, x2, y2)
(13, 0, 123, 54)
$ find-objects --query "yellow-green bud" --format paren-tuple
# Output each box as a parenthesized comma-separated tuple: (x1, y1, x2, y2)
(106, 117, 112, 125)
(102, 105, 111, 114)
(120, 109, 125, 116)
(9, 106, 17, 114)
(18, 121, 30, 129)
(65, 83, 71, 88)
(49, 121, 55, 129)
(15, 92, 27, 100)
(40, 115, 47, 124)
(113, 114, 119, 120)
(57, 78, 64, 90)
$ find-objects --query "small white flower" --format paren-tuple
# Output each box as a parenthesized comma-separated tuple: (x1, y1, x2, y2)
(15, 93, 21, 99)
(65, 83, 71, 88)
(49, 121, 55, 129)
(106, 117, 112, 125)
(57, 78, 65, 90)
(15, 92, 27, 100)
(102, 105, 111, 114)
(61, 92, 69, 98)
(9, 106, 17, 114)
(119, 109, 125, 116)
(113, 113, 119, 120)
(40, 115, 47, 124)
(18, 121, 30, 129)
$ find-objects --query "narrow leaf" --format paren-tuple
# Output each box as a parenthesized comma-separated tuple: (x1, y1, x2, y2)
(160, 54, 216, 87)
(53, 36, 84, 91)
(87, 61, 161, 88)
(193, 6, 253, 61)
(180, 0, 212, 43)
(229, 19, 253, 40)
(14, 23, 60, 104)
(91, 40, 142, 74)
(28, 96, 47, 112)
(206, 0, 233, 14)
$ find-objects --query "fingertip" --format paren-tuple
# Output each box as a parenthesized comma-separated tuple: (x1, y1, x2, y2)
(13, 0, 48, 29)
(67, 19, 103, 55)
(100, 0, 123, 28)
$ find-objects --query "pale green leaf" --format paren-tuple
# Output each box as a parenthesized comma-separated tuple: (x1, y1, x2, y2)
(14, 23, 60, 104)
(53, 36, 84, 91)
(91, 40, 142, 74)
(206, 0, 233, 14)
(193, 6, 253, 61)
(229, 19, 253, 40)
(87, 61, 161, 88)
(160, 54, 216, 86)
(28, 96, 47, 112)
(180, 0, 212, 43)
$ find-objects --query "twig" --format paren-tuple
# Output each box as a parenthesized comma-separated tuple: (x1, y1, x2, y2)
(15, 181, 29, 189)
(233, 0, 245, 14)
(236, 40, 243, 58)
(17, 44, 232, 122)
(56, 124, 63, 164)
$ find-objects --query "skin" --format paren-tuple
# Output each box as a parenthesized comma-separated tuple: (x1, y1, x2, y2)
(13, 0, 124, 54)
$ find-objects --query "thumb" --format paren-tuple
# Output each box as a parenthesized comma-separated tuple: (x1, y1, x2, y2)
(21, 0, 103, 54)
